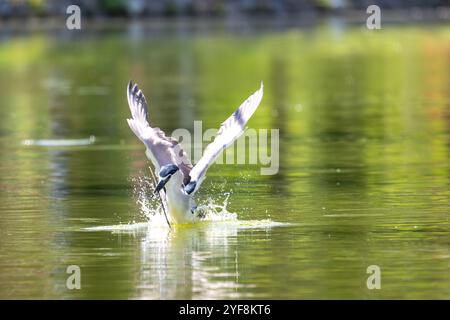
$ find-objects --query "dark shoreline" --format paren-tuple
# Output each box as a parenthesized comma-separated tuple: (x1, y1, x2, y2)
(0, 7, 449, 32)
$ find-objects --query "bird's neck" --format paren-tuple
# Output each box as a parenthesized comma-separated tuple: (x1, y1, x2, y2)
(164, 172, 196, 224)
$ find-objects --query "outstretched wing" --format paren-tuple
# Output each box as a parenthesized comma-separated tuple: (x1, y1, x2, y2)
(188, 82, 264, 192)
(126, 81, 192, 182)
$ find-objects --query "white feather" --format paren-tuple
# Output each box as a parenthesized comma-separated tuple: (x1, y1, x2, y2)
(188, 82, 264, 192)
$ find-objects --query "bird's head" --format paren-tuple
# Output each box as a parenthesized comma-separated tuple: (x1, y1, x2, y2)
(183, 181, 197, 195)
(154, 164, 179, 194)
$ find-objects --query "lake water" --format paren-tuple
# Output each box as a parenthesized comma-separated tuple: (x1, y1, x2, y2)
(0, 20, 448, 299)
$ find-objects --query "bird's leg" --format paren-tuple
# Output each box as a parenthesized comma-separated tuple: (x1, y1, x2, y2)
(148, 166, 171, 228)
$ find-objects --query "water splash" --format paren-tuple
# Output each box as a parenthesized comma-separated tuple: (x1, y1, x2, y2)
(195, 192, 237, 222)
(85, 174, 289, 232)
(131, 173, 238, 225)
(83, 174, 289, 232)
(132, 174, 164, 221)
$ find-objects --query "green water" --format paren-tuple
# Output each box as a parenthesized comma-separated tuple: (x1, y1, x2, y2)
(0, 22, 448, 299)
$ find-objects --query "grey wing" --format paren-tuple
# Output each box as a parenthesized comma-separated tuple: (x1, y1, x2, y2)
(126, 81, 192, 181)
(188, 82, 264, 190)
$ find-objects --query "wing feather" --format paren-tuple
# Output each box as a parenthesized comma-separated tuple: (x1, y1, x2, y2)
(126, 81, 192, 182)
(188, 82, 264, 190)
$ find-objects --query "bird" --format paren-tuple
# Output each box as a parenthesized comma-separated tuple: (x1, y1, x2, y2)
(126, 80, 264, 225)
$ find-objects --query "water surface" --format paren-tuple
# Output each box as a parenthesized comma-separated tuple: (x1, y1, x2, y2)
(0, 21, 448, 299)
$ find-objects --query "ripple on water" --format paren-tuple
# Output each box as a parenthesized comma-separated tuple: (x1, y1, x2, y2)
(84, 175, 290, 233)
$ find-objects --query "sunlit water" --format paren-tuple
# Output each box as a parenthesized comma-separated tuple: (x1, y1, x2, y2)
(0, 20, 448, 299)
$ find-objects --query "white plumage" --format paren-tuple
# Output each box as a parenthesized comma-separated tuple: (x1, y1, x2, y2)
(126, 80, 264, 224)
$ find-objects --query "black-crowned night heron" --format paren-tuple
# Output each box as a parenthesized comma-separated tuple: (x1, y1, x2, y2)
(126, 80, 263, 225)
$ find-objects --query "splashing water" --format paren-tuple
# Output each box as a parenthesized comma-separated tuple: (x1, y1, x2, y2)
(131, 173, 238, 226)
(84, 173, 288, 232)
(84, 174, 288, 232)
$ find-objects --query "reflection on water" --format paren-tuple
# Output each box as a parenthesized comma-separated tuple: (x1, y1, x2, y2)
(0, 21, 449, 299)
(136, 223, 255, 299)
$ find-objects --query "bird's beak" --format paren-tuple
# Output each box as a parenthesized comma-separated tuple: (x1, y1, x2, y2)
(154, 177, 169, 194)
